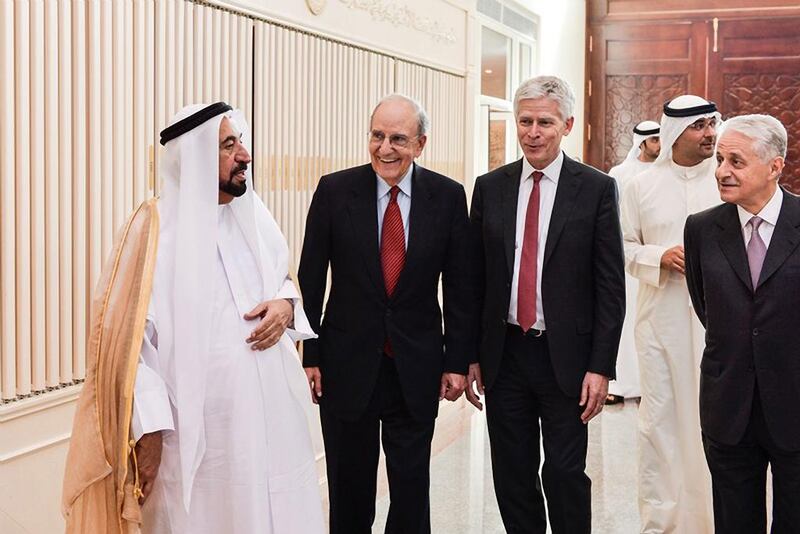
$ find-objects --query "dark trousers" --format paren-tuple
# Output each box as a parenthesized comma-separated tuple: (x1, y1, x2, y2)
(321, 355, 435, 534)
(486, 326, 591, 534)
(703, 387, 800, 534)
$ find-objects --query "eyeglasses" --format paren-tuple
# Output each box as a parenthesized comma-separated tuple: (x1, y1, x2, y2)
(368, 130, 418, 148)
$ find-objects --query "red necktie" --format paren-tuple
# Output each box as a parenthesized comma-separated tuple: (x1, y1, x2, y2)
(517, 171, 543, 332)
(381, 186, 406, 296)
(381, 186, 405, 354)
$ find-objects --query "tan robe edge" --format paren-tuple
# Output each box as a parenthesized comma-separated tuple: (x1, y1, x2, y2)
(62, 198, 160, 534)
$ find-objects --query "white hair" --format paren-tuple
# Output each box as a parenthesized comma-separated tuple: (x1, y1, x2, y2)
(370, 93, 431, 136)
(513, 75, 575, 121)
(718, 114, 787, 162)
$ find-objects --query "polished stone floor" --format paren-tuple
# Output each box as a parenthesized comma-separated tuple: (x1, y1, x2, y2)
(373, 399, 641, 533)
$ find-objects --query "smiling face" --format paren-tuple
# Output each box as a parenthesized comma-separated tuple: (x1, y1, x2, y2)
(715, 129, 784, 214)
(515, 97, 573, 170)
(218, 116, 251, 204)
(672, 116, 717, 166)
(369, 99, 427, 186)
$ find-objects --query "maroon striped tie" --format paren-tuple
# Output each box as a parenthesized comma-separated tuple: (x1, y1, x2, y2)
(517, 171, 543, 332)
(381, 185, 405, 354)
(381, 185, 406, 297)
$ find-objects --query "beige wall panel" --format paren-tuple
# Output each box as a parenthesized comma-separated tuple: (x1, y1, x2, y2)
(30, 0, 46, 393)
(1, 0, 16, 401)
(57, 0, 73, 384)
(100, 1, 113, 256)
(72, 0, 87, 380)
(44, 0, 60, 387)
(15, 0, 33, 398)
(1, 0, 156, 400)
(183, 1, 194, 104)
(87, 0, 102, 304)
(112, 1, 126, 235)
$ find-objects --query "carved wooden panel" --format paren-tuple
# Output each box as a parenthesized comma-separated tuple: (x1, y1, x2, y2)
(586, 21, 705, 172)
(604, 75, 687, 170)
(723, 74, 800, 193)
(708, 17, 800, 194)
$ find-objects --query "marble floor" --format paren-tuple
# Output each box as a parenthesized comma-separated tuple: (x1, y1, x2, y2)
(373, 399, 641, 533)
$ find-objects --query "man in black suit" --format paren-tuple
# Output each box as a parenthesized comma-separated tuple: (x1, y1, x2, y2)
(685, 114, 800, 533)
(467, 75, 625, 534)
(298, 94, 475, 534)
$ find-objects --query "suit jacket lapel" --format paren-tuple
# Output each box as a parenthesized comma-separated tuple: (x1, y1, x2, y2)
(543, 155, 582, 268)
(393, 165, 434, 299)
(716, 203, 753, 291)
(347, 166, 384, 297)
(502, 159, 523, 279)
(757, 190, 800, 289)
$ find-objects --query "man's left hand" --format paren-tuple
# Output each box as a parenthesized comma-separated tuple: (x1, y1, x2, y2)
(244, 299, 294, 350)
(439, 372, 467, 401)
(579, 371, 609, 424)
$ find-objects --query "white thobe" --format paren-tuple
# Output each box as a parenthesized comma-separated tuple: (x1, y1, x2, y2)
(621, 159, 720, 534)
(133, 205, 324, 534)
(607, 159, 652, 398)
(609, 158, 650, 186)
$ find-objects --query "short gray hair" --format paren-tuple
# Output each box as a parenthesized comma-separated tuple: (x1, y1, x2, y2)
(514, 75, 575, 121)
(719, 114, 787, 162)
(370, 93, 431, 137)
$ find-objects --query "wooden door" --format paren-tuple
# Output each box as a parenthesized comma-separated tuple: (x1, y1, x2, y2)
(587, 21, 707, 172)
(708, 17, 800, 192)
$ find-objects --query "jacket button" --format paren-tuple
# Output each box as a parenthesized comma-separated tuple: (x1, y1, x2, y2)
(752, 328, 759, 336)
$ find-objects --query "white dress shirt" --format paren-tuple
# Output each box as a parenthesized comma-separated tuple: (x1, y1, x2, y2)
(737, 185, 783, 249)
(508, 151, 564, 330)
(377, 164, 413, 248)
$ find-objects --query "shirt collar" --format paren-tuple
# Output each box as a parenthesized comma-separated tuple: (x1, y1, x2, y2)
(737, 185, 783, 229)
(377, 163, 414, 200)
(669, 157, 714, 181)
(521, 150, 563, 185)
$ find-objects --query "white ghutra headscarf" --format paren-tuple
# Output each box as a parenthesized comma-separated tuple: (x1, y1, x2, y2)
(622, 120, 660, 164)
(654, 95, 722, 166)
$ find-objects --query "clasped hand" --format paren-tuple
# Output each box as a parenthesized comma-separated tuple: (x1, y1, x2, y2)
(244, 298, 294, 350)
(661, 245, 685, 275)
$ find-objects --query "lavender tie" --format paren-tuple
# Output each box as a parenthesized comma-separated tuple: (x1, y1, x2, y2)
(747, 216, 767, 289)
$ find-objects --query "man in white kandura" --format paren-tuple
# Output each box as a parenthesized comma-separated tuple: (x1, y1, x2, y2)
(606, 120, 660, 404)
(621, 95, 721, 534)
(62, 101, 326, 533)
(140, 103, 325, 533)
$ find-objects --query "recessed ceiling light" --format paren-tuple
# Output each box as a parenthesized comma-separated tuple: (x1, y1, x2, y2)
(484, 69, 493, 74)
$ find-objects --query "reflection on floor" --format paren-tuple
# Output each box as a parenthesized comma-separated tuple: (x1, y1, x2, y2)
(373, 399, 641, 534)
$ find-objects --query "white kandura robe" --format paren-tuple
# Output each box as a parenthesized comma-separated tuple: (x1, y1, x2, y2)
(620, 159, 720, 534)
(607, 159, 652, 398)
(133, 204, 325, 534)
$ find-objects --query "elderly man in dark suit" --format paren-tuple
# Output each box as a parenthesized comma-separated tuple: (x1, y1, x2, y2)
(467, 75, 626, 534)
(298, 94, 476, 534)
(685, 114, 800, 534)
